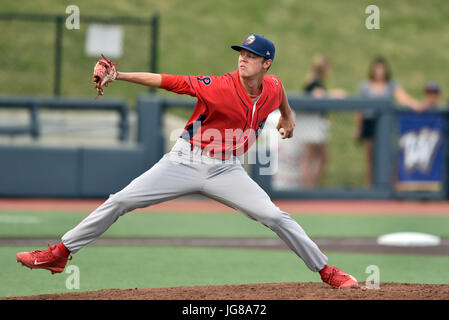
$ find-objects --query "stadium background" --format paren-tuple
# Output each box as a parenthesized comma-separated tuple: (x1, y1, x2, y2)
(1, 0, 449, 299)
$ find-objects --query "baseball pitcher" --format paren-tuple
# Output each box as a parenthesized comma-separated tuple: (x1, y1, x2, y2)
(16, 34, 358, 289)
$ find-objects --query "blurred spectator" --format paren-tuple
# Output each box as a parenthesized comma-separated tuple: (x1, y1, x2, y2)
(297, 54, 346, 188)
(355, 56, 422, 186)
(422, 82, 443, 110)
(303, 55, 347, 98)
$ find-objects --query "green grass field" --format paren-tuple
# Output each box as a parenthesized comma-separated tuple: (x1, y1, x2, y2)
(2, 211, 449, 238)
(1, 210, 449, 297)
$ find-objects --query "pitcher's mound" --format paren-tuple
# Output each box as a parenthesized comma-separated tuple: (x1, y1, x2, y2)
(5, 282, 449, 300)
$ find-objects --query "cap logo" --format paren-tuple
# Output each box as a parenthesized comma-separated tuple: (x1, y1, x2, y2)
(245, 35, 256, 45)
(266, 51, 270, 56)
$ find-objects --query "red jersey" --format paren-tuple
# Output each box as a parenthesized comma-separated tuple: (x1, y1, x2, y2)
(160, 70, 283, 156)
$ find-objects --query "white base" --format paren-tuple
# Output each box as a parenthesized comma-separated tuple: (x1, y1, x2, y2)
(377, 232, 441, 247)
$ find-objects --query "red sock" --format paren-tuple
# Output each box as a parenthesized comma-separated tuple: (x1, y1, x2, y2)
(55, 243, 71, 257)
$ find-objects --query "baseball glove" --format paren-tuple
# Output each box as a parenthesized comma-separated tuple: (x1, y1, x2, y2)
(93, 54, 117, 98)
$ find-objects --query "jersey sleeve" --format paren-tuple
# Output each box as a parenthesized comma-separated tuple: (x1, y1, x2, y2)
(160, 74, 219, 100)
(160, 74, 196, 97)
(185, 75, 220, 101)
(270, 75, 284, 107)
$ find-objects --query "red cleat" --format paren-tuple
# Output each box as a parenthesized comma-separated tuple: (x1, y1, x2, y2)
(16, 244, 71, 274)
(320, 265, 359, 289)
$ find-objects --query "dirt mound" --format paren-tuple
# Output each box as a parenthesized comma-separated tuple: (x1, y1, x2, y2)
(4, 282, 449, 300)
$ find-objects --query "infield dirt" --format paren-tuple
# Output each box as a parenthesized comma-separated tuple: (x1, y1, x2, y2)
(4, 282, 449, 300)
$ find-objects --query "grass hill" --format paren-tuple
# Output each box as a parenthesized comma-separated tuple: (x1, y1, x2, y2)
(1, 0, 448, 101)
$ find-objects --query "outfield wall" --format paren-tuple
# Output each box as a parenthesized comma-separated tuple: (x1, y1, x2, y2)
(0, 96, 446, 199)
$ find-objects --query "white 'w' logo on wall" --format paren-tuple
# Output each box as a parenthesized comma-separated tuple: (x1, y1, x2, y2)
(399, 128, 441, 173)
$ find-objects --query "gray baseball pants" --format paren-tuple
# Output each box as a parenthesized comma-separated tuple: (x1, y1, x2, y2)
(61, 138, 328, 272)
